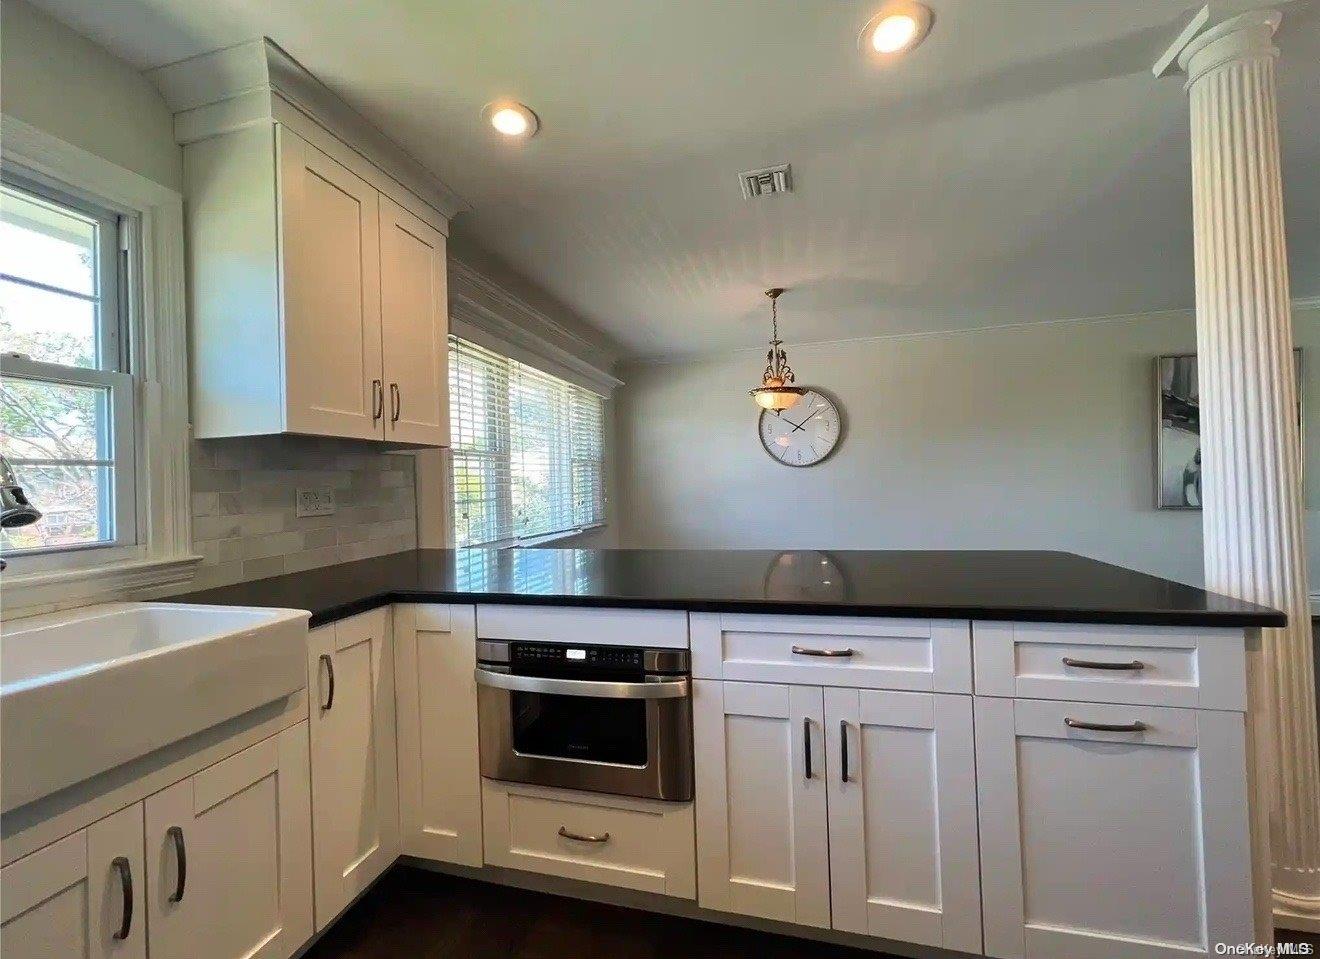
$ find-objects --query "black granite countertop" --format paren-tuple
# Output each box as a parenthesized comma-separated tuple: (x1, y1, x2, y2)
(162, 548, 1285, 630)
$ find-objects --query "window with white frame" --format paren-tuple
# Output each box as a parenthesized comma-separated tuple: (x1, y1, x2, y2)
(0, 173, 137, 556)
(450, 336, 605, 547)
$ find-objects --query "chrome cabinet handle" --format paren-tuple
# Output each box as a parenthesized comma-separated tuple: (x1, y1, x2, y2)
(371, 379, 383, 422)
(840, 720, 850, 783)
(791, 645, 855, 658)
(167, 826, 187, 903)
(473, 669, 688, 700)
(558, 826, 609, 844)
(803, 717, 813, 779)
(319, 653, 335, 710)
(1062, 656, 1145, 671)
(1064, 717, 1147, 733)
(111, 856, 133, 940)
(389, 383, 400, 423)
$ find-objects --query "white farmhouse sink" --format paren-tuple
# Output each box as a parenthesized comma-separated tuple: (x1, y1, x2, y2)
(1, 602, 309, 812)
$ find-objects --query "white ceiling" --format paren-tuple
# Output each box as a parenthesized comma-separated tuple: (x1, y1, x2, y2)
(31, 0, 1320, 359)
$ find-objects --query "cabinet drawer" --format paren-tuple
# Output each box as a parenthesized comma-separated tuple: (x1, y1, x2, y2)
(973, 622, 1246, 710)
(476, 605, 688, 649)
(690, 613, 971, 692)
(480, 780, 695, 899)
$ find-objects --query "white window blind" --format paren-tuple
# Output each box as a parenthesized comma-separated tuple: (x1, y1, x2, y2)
(450, 336, 604, 547)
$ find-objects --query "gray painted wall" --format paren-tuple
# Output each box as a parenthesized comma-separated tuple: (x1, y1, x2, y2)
(615, 305, 1320, 587)
(1, 0, 183, 190)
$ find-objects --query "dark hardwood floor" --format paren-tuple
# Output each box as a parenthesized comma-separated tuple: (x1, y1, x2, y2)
(302, 866, 885, 959)
(307, 865, 1320, 959)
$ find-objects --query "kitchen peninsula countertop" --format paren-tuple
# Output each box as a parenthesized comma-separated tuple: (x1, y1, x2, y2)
(163, 548, 1285, 630)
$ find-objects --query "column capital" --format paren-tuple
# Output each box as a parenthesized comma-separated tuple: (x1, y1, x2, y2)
(1153, 5, 1281, 86)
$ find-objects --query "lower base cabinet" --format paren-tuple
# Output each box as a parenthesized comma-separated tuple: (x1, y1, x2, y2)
(825, 688, 982, 953)
(307, 609, 399, 929)
(693, 680, 831, 927)
(693, 680, 981, 950)
(144, 723, 313, 959)
(393, 605, 483, 866)
(481, 779, 696, 899)
(1, 803, 147, 959)
(975, 697, 1255, 959)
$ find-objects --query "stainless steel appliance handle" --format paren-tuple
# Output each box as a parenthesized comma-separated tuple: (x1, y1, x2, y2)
(474, 668, 689, 700)
(1062, 656, 1145, 671)
(1064, 717, 1147, 733)
(791, 645, 855, 658)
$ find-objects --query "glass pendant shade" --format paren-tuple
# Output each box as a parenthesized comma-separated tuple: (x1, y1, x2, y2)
(750, 288, 804, 410)
(751, 382, 806, 410)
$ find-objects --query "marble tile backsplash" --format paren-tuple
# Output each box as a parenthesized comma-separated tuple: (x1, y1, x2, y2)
(190, 436, 417, 591)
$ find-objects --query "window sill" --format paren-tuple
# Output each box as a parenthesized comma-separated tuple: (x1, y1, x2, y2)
(1, 553, 203, 620)
(481, 524, 607, 549)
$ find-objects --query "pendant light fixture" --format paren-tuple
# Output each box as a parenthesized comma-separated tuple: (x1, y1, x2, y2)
(749, 288, 806, 411)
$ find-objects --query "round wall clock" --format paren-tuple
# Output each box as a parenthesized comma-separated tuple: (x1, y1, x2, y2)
(758, 389, 842, 467)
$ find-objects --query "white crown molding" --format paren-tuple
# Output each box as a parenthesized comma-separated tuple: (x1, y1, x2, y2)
(449, 259, 623, 394)
(146, 38, 469, 222)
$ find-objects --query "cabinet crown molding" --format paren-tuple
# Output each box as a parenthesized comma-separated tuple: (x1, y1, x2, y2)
(147, 37, 469, 222)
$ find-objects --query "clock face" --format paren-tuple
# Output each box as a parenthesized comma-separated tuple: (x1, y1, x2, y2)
(758, 390, 842, 467)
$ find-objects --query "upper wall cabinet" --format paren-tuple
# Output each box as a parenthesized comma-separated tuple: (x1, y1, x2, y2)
(148, 38, 464, 445)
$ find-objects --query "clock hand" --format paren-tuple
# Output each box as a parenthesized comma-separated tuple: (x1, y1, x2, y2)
(787, 407, 824, 433)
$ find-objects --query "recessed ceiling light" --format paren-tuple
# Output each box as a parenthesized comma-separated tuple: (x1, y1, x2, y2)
(481, 101, 540, 138)
(859, 2, 934, 57)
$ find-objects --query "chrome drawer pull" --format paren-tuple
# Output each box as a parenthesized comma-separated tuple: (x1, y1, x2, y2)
(1062, 657, 1145, 671)
(1064, 717, 1147, 733)
(791, 645, 855, 658)
(558, 826, 610, 844)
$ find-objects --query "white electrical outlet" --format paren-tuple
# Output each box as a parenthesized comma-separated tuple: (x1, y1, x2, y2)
(295, 487, 336, 517)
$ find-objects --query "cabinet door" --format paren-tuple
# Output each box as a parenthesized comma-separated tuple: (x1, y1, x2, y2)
(1, 804, 146, 959)
(976, 697, 1254, 959)
(379, 194, 449, 446)
(278, 126, 383, 440)
(308, 609, 399, 928)
(692, 680, 830, 928)
(824, 689, 981, 953)
(144, 724, 313, 959)
(394, 604, 483, 865)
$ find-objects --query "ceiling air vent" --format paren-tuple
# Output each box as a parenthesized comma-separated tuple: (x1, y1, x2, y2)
(739, 163, 792, 200)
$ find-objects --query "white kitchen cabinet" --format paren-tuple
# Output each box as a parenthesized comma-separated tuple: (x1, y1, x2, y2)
(690, 613, 972, 692)
(278, 127, 383, 441)
(144, 724, 313, 959)
(824, 689, 982, 954)
(379, 194, 449, 446)
(481, 780, 695, 898)
(307, 608, 399, 928)
(393, 605, 483, 866)
(1, 803, 146, 959)
(692, 680, 830, 928)
(183, 122, 449, 444)
(976, 697, 1254, 959)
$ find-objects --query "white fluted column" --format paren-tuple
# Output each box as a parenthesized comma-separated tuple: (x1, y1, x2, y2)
(1159, 7, 1320, 934)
